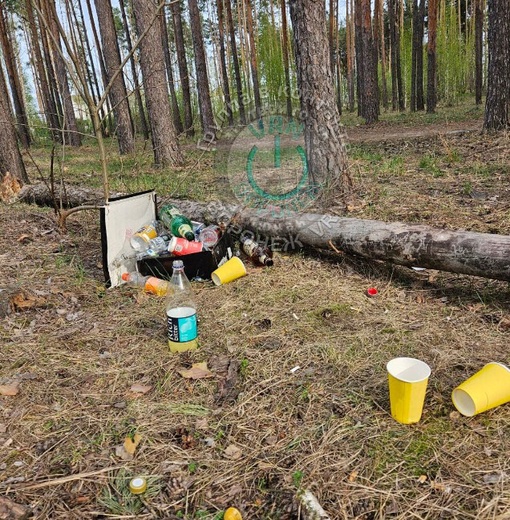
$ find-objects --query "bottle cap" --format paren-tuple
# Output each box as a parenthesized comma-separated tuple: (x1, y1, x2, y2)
(172, 259, 184, 269)
(129, 477, 147, 494)
(184, 231, 195, 241)
(121, 273, 129, 281)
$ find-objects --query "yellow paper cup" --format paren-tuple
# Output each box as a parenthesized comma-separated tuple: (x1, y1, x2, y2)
(211, 257, 247, 286)
(452, 362, 510, 417)
(387, 357, 431, 424)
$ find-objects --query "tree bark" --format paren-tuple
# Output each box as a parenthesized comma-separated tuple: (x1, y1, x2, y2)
(84, 0, 114, 135)
(474, 0, 483, 105)
(225, 0, 247, 124)
(411, 0, 425, 112)
(244, 0, 262, 122)
(346, 0, 355, 112)
(0, 5, 31, 148)
(280, 0, 293, 119)
(388, 0, 405, 111)
(188, 0, 216, 136)
(170, 0, 195, 137)
(217, 0, 234, 126)
(132, 0, 183, 166)
(289, 0, 351, 203)
(119, 0, 149, 140)
(25, 0, 61, 142)
(359, 0, 379, 123)
(0, 65, 28, 183)
(483, 0, 510, 131)
(94, 0, 135, 154)
(18, 186, 510, 283)
(374, 0, 388, 110)
(427, 0, 438, 113)
(159, 4, 184, 136)
(416, 0, 425, 111)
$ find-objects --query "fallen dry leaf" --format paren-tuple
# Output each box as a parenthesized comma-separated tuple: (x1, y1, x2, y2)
(123, 433, 142, 455)
(348, 470, 358, 482)
(0, 382, 19, 396)
(9, 290, 46, 311)
(224, 444, 242, 460)
(17, 234, 31, 244)
(178, 362, 213, 380)
(418, 475, 428, 484)
(130, 383, 152, 394)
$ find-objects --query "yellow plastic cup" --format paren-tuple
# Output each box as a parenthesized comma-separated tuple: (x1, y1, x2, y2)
(387, 357, 431, 424)
(452, 362, 510, 417)
(211, 257, 247, 286)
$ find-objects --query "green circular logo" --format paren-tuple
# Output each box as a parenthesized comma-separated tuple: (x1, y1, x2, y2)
(221, 114, 317, 214)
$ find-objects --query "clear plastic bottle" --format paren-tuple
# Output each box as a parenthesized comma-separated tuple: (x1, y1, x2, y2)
(144, 235, 170, 256)
(240, 237, 274, 266)
(110, 230, 137, 273)
(166, 260, 198, 352)
(121, 272, 171, 297)
(198, 225, 221, 249)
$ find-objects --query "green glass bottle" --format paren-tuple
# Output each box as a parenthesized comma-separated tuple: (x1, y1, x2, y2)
(159, 204, 195, 241)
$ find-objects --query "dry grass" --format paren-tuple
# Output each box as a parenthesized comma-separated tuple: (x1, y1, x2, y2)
(1, 120, 510, 519)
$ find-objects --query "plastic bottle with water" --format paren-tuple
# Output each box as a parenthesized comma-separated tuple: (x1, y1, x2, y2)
(121, 272, 171, 297)
(166, 260, 198, 352)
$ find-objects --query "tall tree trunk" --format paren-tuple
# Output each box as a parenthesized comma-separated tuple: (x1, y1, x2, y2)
(416, 0, 425, 111)
(411, 0, 425, 111)
(374, 0, 388, 110)
(354, 0, 364, 116)
(187, 0, 215, 135)
(217, 0, 234, 126)
(389, 0, 405, 111)
(119, 0, 149, 140)
(346, 0, 355, 111)
(280, 0, 293, 118)
(43, 0, 82, 147)
(244, 0, 262, 122)
(70, 0, 102, 130)
(336, 0, 343, 114)
(84, 0, 114, 136)
(474, 0, 484, 105)
(0, 66, 28, 183)
(410, 0, 418, 111)
(427, 0, 438, 113)
(0, 6, 31, 148)
(483, 0, 510, 130)
(170, 0, 194, 136)
(356, 0, 379, 123)
(27, 0, 61, 142)
(289, 0, 351, 203)
(132, 0, 184, 165)
(159, 4, 184, 135)
(329, 0, 336, 77)
(225, 0, 246, 124)
(94, 0, 135, 154)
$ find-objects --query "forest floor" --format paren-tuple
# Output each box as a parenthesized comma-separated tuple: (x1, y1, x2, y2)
(1, 103, 510, 519)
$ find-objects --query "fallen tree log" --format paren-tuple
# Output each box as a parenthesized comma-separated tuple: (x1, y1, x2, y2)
(172, 200, 510, 282)
(15, 183, 510, 282)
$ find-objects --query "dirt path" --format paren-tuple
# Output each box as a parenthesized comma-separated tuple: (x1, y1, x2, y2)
(345, 117, 483, 143)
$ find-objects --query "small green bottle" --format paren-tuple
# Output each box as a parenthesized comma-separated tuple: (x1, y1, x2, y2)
(159, 204, 195, 241)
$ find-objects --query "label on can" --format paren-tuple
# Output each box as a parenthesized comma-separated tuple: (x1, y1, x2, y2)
(133, 224, 157, 243)
(167, 307, 198, 342)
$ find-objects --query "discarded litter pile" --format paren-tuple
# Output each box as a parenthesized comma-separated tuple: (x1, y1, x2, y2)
(111, 203, 273, 290)
(111, 203, 274, 353)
